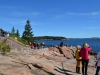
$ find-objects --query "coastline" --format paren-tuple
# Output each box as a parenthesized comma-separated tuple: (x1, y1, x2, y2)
(36, 39, 100, 53)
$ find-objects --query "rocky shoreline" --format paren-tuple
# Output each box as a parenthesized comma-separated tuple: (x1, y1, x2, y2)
(0, 45, 97, 75)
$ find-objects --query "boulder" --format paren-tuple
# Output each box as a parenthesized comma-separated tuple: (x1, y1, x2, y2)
(60, 46, 73, 59)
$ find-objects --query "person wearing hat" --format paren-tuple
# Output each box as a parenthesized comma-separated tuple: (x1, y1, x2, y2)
(75, 45, 82, 74)
(80, 43, 92, 75)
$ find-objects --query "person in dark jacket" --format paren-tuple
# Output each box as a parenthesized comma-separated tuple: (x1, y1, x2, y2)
(60, 42, 63, 47)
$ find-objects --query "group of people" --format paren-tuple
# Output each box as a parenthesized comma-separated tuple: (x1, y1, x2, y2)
(0, 28, 9, 37)
(28, 41, 45, 49)
(75, 43, 100, 75)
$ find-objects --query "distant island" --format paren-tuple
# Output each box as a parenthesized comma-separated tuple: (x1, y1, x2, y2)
(91, 37, 100, 40)
(34, 36, 70, 40)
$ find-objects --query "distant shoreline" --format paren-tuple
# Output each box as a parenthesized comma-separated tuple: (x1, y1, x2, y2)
(34, 36, 71, 40)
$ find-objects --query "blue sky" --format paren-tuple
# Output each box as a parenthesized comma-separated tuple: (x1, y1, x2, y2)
(0, 0, 100, 38)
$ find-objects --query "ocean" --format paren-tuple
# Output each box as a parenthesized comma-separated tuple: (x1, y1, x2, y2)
(36, 39, 100, 53)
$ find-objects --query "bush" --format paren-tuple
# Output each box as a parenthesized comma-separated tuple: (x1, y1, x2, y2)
(18, 38, 28, 45)
(9, 34, 17, 39)
(0, 39, 11, 55)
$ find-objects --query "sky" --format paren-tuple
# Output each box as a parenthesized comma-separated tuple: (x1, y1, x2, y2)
(0, 0, 100, 38)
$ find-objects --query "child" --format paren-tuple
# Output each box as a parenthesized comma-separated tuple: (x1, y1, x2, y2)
(75, 45, 82, 74)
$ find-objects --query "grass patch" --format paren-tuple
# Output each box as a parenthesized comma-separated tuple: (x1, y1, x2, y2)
(9, 34, 28, 45)
(0, 39, 11, 55)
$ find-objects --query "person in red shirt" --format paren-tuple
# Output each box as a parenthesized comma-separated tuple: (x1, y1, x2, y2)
(31, 43, 34, 49)
(80, 43, 92, 75)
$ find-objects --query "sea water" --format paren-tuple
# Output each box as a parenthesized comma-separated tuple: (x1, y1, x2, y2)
(36, 39, 100, 53)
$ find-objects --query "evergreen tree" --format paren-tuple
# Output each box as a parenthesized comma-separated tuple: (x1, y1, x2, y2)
(11, 27, 15, 34)
(16, 29, 20, 37)
(22, 20, 34, 42)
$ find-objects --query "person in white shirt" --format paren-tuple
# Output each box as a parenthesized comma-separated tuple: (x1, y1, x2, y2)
(6, 33, 9, 38)
(95, 52, 100, 75)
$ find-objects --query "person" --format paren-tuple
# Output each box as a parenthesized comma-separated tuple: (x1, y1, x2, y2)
(70, 45, 73, 49)
(28, 41, 31, 48)
(80, 43, 92, 75)
(0, 29, 1, 36)
(33, 42, 36, 49)
(40, 42, 44, 48)
(6, 32, 9, 38)
(1, 29, 3, 36)
(42, 42, 45, 48)
(31, 43, 34, 49)
(37, 43, 40, 49)
(66, 44, 68, 47)
(95, 52, 100, 75)
(40, 43, 43, 48)
(75, 45, 82, 74)
(60, 42, 63, 47)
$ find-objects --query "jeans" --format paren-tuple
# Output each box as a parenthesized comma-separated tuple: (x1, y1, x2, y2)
(82, 60, 89, 75)
(95, 66, 100, 75)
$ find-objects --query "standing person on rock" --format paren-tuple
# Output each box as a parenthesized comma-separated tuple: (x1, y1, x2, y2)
(75, 45, 82, 74)
(31, 43, 34, 49)
(80, 43, 92, 75)
(37, 43, 40, 49)
(95, 52, 100, 75)
(33, 42, 36, 49)
(60, 42, 63, 47)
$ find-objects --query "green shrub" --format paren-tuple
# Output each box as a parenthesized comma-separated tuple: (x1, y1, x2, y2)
(0, 39, 11, 55)
(9, 34, 28, 45)
(18, 38, 28, 45)
(9, 34, 18, 39)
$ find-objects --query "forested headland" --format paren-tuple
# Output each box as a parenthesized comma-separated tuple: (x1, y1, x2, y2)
(34, 36, 69, 40)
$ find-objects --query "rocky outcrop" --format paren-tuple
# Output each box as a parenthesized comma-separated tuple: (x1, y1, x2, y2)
(0, 47, 97, 75)
(0, 36, 97, 75)
(49, 46, 75, 59)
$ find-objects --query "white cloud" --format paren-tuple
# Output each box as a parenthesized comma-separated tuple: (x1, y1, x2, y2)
(33, 22, 54, 26)
(86, 26, 100, 29)
(9, 19, 36, 26)
(91, 12, 100, 15)
(11, 11, 41, 16)
(66, 11, 100, 16)
(55, 11, 100, 18)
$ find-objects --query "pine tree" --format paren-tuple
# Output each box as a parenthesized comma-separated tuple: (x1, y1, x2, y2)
(11, 27, 15, 34)
(22, 20, 34, 42)
(16, 29, 20, 37)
